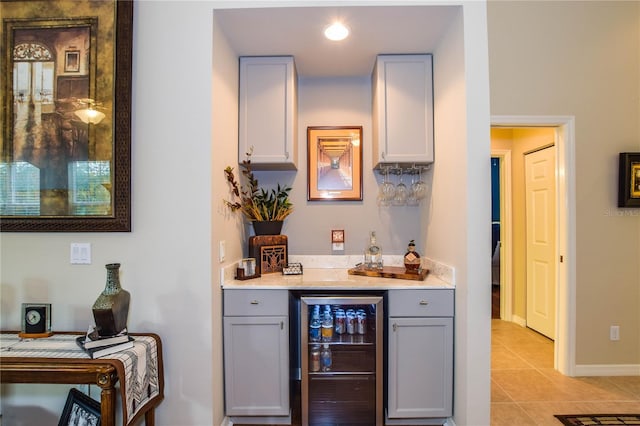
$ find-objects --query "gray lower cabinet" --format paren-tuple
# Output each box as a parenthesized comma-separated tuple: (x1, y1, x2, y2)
(223, 289, 290, 417)
(387, 289, 454, 420)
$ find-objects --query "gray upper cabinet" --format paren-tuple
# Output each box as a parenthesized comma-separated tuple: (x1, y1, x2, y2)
(372, 54, 434, 169)
(239, 56, 298, 170)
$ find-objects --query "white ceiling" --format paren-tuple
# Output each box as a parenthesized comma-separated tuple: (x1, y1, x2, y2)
(214, 5, 459, 78)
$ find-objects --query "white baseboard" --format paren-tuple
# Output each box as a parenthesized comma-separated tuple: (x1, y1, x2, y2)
(573, 364, 640, 376)
(511, 314, 526, 327)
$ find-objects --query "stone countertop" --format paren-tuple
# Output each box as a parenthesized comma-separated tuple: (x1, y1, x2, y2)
(222, 255, 454, 290)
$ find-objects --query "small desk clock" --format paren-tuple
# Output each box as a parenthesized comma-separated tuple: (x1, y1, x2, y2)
(20, 303, 53, 338)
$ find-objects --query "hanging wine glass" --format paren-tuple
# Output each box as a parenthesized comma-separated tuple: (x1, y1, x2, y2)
(411, 166, 427, 201)
(378, 166, 395, 206)
(393, 170, 408, 206)
(406, 168, 419, 206)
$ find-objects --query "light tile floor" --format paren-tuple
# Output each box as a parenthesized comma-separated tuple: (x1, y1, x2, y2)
(491, 319, 640, 425)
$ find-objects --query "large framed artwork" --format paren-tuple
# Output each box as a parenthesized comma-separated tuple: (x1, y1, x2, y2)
(307, 126, 363, 201)
(618, 152, 640, 208)
(1, 0, 132, 231)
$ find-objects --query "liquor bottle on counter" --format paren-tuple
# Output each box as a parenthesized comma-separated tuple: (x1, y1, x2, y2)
(364, 231, 383, 270)
(404, 239, 421, 272)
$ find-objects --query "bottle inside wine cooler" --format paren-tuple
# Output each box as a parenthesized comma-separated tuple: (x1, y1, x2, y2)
(309, 308, 321, 342)
(321, 308, 333, 341)
(310, 345, 321, 372)
(320, 344, 332, 372)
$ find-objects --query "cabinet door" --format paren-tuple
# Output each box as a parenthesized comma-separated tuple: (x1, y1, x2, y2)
(223, 315, 289, 416)
(387, 317, 453, 419)
(372, 54, 434, 167)
(239, 56, 297, 170)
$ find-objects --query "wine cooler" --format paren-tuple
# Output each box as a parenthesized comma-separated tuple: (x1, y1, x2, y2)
(301, 295, 383, 426)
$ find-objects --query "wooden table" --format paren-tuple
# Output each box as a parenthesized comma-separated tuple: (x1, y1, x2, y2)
(0, 332, 164, 426)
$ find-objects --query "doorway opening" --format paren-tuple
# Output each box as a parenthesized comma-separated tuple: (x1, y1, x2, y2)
(490, 116, 576, 376)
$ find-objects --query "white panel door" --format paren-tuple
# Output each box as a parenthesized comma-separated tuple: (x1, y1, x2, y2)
(525, 146, 556, 339)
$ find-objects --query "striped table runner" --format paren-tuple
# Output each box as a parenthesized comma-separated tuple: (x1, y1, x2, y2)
(0, 333, 161, 424)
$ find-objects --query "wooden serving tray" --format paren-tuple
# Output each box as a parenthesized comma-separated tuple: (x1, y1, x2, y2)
(348, 265, 429, 281)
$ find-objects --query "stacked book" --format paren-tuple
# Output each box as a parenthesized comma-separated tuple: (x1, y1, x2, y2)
(76, 330, 134, 359)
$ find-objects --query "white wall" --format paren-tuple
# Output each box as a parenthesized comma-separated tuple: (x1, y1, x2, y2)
(1, 1, 217, 425)
(436, 4, 492, 424)
(254, 75, 426, 256)
(488, 0, 640, 368)
(1, 1, 491, 425)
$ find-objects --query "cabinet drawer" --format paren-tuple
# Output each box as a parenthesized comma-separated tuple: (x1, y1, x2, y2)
(224, 289, 289, 316)
(388, 289, 454, 317)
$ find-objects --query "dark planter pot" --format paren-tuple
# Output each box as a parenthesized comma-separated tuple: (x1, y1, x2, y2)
(253, 220, 283, 235)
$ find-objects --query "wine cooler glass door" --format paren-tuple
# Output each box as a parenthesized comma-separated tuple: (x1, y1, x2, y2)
(301, 295, 383, 426)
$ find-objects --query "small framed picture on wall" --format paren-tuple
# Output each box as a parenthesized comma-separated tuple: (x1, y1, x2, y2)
(64, 50, 80, 72)
(618, 152, 640, 207)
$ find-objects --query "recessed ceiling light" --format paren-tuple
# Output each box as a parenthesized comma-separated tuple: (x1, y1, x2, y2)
(324, 22, 349, 41)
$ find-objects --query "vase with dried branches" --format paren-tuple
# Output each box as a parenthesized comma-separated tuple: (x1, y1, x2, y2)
(224, 150, 293, 234)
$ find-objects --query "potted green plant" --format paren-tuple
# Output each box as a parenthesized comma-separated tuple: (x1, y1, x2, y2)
(224, 150, 293, 235)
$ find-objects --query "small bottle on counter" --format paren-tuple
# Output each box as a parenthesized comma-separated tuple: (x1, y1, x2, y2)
(404, 240, 421, 272)
(320, 344, 332, 372)
(364, 231, 383, 270)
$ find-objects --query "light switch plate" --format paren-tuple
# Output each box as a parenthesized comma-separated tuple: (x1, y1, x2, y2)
(332, 242, 345, 251)
(219, 240, 226, 263)
(70, 243, 91, 264)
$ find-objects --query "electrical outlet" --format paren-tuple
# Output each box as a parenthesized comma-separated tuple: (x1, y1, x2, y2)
(610, 325, 620, 341)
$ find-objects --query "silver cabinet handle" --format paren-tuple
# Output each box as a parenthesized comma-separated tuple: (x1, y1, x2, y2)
(281, 321, 284, 330)
(392, 323, 397, 332)
(419, 300, 429, 306)
(250, 300, 259, 305)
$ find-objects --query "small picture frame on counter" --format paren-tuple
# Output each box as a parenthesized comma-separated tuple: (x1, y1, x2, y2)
(236, 258, 260, 280)
(282, 263, 303, 275)
(249, 235, 288, 274)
